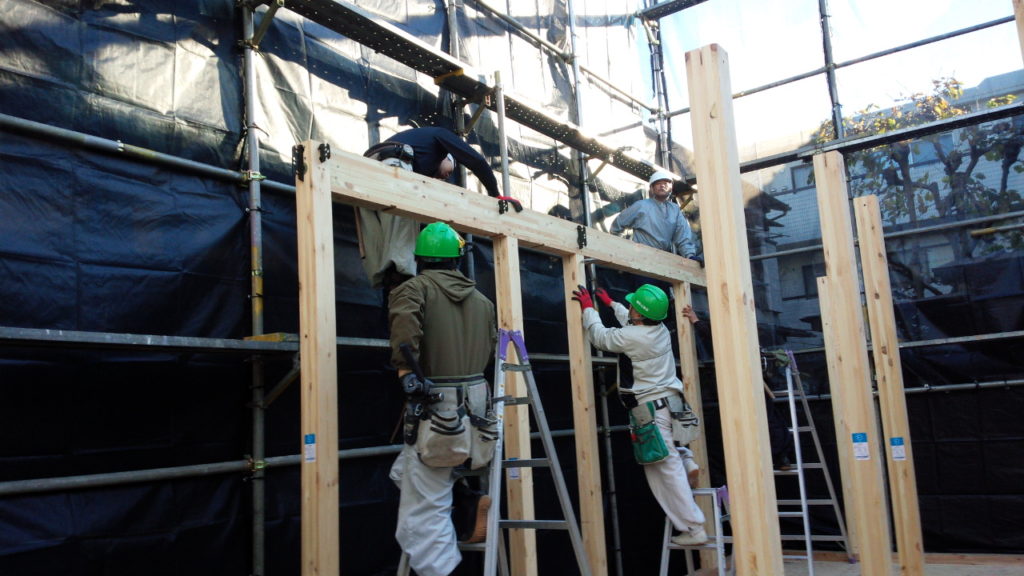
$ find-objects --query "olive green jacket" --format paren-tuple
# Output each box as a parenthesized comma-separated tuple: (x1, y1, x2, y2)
(388, 269, 497, 379)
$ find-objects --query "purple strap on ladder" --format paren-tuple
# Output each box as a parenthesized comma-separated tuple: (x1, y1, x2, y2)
(497, 329, 529, 362)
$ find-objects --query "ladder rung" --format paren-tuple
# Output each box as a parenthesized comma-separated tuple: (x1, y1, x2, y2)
(783, 554, 810, 560)
(778, 511, 805, 518)
(502, 458, 551, 468)
(501, 363, 532, 372)
(779, 499, 835, 506)
(500, 519, 568, 530)
(780, 534, 847, 542)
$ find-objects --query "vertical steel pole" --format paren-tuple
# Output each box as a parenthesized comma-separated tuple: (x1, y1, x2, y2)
(242, 6, 266, 576)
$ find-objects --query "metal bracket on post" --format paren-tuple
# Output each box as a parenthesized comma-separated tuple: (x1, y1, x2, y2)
(576, 225, 588, 249)
(318, 142, 331, 163)
(292, 144, 305, 181)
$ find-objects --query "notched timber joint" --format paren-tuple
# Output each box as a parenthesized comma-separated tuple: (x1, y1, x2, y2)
(292, 144, 305, 181)
(576, 225, 588, 249)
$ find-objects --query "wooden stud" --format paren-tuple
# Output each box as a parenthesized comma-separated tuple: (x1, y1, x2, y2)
(814, 151, 892, 575)
(563, 254, 608, 576)
(673, 281, 717, 570)
(855, 195, 925, 575)
(492, 235, 538, 576)
(685, 44, 783, 575)
(1014, 0, 1024, 64)
(295, 141, 340, 576)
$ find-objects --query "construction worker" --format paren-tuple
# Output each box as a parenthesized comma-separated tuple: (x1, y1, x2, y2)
(610, 170, 698, 262)
(572, 283, 708, 546)
(388, 222, 498, 576)
(359, 126, 504, 296)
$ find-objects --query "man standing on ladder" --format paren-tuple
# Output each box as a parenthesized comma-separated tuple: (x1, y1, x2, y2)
(572, 283, 708, 546)
(388, 222, 498, 576)
(360, 126, 505, 297)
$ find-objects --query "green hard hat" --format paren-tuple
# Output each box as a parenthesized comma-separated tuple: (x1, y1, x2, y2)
(625, 284, 669, 321)
(415, 222, 465, 259)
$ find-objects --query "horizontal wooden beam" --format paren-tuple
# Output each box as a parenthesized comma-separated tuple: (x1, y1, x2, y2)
(321, 148, 706, 287)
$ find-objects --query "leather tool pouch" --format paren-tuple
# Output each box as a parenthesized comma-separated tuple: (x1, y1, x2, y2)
(416, 392, 471, 468)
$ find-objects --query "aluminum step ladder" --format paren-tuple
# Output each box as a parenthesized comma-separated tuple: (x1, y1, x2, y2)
(659, 484, 733, 576)
(397, 329, 592, 576)
(771, 350, 851, 574)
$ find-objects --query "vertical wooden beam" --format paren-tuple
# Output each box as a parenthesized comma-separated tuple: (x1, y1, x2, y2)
(563, 255, 608, 576)
(814, 151, 892, 575)
(492, 235, 538, 576)
(1014, 0, 1024, 64)
(855, 195, 925, 576)
(673, 281, 716, 570)
(295, 141, 340, 576)
(685, 44, 783, 575)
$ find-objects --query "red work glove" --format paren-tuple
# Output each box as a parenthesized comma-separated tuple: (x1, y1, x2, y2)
(571, 285, 593, 310)
(594, 288, 614, 307)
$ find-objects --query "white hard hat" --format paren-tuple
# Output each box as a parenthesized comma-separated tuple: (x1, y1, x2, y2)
(648, 170, 675, 186)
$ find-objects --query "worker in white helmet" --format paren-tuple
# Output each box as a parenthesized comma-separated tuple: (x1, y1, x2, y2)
(610, 170, 698, 262)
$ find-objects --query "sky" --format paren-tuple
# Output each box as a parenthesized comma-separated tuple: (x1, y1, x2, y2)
(655, 0, 1022, 155)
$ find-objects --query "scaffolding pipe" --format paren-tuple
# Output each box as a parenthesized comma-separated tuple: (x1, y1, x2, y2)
(241, 7, 267, 576)
(817, 0, 844, 139)
(750, 208, 1024, 262)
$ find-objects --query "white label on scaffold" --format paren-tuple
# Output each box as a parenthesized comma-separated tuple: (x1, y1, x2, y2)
(890, 437, 907, 461)
(852, 432, 870, 461)
(507, 457, 520, 480)
(304, 433, 317, 462)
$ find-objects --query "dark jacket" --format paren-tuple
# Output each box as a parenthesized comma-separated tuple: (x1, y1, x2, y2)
(387, 127, 501, 197)
(388, 269, 497, 378)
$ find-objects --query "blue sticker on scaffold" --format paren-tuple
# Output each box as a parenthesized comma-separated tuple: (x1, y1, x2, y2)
(890, 436, 906, 461)
(852, 432, 869, 461)
(304, 433, 316, 462)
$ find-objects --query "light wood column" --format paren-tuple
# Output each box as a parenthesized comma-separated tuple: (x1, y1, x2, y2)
(493, 235, 538, 576)
(685, 44, 784, 575)
(296, 141, 340, 576)
(1014, 0, 1024, 63)
(563, 254, 608, 576)
(814, 151, 892, 574)
(855, 195, 925, 575)
(673, 281, 716, 570)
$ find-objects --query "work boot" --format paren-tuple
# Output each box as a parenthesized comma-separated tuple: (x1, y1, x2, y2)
(671, 526, 708, 547)
(453, 483, 491, 543)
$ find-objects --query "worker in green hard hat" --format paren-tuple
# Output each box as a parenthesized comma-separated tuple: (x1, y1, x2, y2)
(388, 222, 498, 576)
(571, 282, 708, 547)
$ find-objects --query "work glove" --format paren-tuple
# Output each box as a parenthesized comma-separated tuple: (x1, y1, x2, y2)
(571, 285, 593, 310)
(594, 288, 614, 308)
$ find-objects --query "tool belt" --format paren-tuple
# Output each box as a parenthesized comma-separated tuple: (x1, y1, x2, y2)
(626, 394, 701, 464)
(406, 376, 497, 470)
(363, 141, 414, 163)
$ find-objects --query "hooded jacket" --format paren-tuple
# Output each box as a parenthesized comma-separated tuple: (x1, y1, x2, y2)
(389, 269, 497, 378)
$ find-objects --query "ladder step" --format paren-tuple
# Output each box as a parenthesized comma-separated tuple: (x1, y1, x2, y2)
(502, 458, 550, 469)
(783, 554, 810, 560)
(779, 499, 835, 506)
(780, 534, 847, 542)
(778, 511, 805, 518)
(500, 519, 568, 530)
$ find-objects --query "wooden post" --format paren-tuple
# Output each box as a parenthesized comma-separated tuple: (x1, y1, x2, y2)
(855, 195, 925, 575)
(673, 281, 716, 570)
(1014, 0, 1024, 64)
(563, 254, 608, 576)
(685, 44, 784, 575)
(492, 235, 538, 576)
(295, 141, 340, 576)
(814, 151, 892, 575)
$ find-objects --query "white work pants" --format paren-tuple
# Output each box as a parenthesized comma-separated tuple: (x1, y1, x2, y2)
(390, 447, 460, 576)
(643, 407, 706, 532)
(356, 157, 417, 289)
